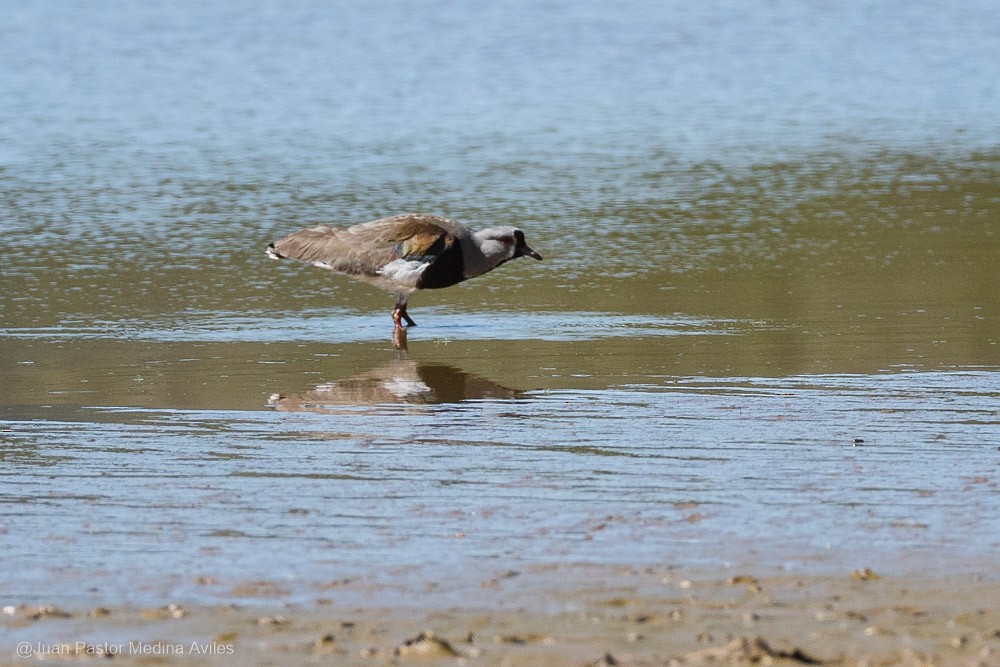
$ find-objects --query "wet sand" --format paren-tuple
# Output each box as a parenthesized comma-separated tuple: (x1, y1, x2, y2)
(5, 565, 999, 666)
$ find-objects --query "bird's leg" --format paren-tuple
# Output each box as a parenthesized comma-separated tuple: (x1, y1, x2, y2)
(399, 304, 416, 327)
(391, 298, 416, 328)
(391, 297, 405, 328)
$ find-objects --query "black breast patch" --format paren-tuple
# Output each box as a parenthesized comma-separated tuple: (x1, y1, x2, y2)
(416, 241, 465, 289)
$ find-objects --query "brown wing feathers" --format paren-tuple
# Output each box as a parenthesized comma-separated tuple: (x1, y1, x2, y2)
(397, 230, 453, 262)
(267, 215, 455, 277)
(267, 225, 344, 263)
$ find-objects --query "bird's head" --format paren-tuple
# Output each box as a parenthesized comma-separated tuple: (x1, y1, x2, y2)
(474, 226, 543, 270)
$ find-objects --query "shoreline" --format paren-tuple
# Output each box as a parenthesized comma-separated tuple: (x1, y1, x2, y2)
(4, 564, 999, 666)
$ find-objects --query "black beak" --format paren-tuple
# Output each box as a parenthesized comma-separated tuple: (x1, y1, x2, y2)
(515, 244, 543, 261)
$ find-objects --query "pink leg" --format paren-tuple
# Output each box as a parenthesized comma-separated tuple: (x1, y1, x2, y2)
(391, 300, 416, 328)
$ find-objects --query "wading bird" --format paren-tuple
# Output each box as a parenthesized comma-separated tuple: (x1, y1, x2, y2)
(266, 213, 542, 328)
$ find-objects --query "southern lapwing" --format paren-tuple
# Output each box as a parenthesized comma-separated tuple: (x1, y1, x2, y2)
(265, 213, 542, 327)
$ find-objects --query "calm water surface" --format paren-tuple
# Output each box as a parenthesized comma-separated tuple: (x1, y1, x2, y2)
(1, 1, 999, 606)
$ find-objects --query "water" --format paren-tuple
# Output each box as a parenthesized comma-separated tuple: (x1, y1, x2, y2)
(1, 0, 999, 606)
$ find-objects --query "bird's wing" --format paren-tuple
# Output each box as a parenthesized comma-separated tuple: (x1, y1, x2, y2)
(268, 214, 459, 277)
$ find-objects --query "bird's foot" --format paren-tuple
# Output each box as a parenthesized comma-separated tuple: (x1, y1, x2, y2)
(392, 306, 416, 328)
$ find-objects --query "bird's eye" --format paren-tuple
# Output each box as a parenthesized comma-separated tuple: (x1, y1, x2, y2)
(500, 236, 515, 246)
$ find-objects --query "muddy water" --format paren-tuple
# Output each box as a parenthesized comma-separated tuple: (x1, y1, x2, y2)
(2, 1, 1000, 608)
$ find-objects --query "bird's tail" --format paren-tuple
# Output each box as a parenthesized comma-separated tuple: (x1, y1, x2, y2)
(265, 243, 284, 260)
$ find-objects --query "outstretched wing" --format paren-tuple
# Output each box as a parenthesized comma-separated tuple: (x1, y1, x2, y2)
(266, 214, 459, 278)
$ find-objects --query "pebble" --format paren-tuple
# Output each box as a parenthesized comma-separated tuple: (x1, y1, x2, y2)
(394, 631, 458, 658)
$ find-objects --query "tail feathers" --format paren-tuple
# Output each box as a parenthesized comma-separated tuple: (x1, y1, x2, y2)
(265, 243, 284, 260)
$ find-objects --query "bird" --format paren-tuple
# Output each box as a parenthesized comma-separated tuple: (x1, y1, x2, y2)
(265, 213, 542, 328)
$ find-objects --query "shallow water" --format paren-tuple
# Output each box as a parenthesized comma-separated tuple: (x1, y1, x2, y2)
(1, 1, 1000, 606)
(2, 364, 999, 606)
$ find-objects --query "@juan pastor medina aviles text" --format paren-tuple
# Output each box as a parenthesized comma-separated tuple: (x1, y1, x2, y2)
(17, 641, 235, 658)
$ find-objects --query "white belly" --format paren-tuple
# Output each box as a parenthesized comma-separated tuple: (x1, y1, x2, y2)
(374, 259, 431, 288)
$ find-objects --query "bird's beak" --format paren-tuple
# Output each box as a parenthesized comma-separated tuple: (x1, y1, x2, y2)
(516, 244, 543, 261)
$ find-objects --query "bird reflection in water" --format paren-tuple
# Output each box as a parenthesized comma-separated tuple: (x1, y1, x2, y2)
(267, 329, 522, 412)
